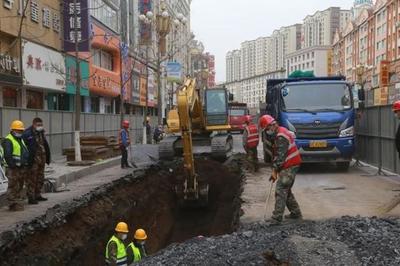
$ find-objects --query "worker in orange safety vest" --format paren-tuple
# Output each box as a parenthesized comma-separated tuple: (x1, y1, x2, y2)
(242, 115, 259, 172)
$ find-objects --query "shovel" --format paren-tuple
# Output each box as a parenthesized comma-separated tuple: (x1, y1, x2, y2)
(263, 180, 274, 220)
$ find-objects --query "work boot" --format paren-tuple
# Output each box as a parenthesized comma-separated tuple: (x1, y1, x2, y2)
(28, 197, 38, 205)
(266, 218, 282, 226)
(284, 213, 303, 220)
(36, 195, 48, 201)
(9, 204, 24, 211)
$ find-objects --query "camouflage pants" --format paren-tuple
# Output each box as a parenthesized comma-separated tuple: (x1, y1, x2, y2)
(272, 166, 301, 221)
(246, 147, 259, 172)
(26, 160, 45, 198)
(6, 168, 27, 205)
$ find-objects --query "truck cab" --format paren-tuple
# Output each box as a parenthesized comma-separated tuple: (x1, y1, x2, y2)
(264, 77, 355, 170)
(228, 102, 249, 133)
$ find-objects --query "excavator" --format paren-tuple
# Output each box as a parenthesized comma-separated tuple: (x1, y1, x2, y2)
(159, 78, 233, 206)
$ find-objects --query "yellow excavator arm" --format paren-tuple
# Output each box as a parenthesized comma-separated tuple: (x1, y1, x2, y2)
(176, 78, 201, 201)
(162, 77, 233, 206)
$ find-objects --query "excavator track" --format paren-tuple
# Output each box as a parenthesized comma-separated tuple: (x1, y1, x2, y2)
(159, 136, 179, 160)
(159, 134, 233, 161)
(211, 134, 233, 160)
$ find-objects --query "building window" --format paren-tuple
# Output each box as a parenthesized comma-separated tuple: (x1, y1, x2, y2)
(90, 0, 119, 32)
(92, 48, 114, 71)
(31, 1, 39, 23)
(3, 0, 14, 9)
(311, 61, 314, 67)
(42, 8, 51, 28)
(3, 87, 18, 107)
(27, 90, 43, 109)
(53, 13, 60, 32)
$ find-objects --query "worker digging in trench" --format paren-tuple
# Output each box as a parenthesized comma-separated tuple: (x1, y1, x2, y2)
(259, 115, 303, 226)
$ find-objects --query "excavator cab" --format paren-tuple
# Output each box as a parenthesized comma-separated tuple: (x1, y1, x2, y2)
(204, 89, 229, 127)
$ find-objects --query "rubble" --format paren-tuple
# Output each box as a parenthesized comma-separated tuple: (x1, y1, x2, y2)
(140, 216, 400, 266)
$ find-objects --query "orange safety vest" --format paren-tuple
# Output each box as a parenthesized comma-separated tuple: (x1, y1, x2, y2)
(245, 124, 259, 149)
(274, 127, 302, 169)
(118, 128, 131, 146)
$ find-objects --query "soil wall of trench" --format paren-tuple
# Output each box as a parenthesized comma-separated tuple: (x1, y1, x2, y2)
(0, 156, 244, 266)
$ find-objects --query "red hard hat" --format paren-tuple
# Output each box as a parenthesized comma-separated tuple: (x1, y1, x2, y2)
(122, 120, 130, 128)
(244, 115, 252, 123)
(393, 100, 400, 112)
(259, 115, 276, 129)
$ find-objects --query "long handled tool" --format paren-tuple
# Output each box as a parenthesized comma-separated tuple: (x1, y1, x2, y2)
(263, 180, 274, 220)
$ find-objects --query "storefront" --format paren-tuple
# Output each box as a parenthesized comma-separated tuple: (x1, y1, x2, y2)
(0, 45, 22, 108)
(88, 22, 121, 114)
(22, 40, 66, 110)
(53, 55, 91, 111)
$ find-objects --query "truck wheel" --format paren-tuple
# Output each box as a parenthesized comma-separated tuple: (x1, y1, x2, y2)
(337, 162, 350, 171)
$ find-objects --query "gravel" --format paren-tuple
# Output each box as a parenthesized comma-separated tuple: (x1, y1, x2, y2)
(140, 216, 400, 266)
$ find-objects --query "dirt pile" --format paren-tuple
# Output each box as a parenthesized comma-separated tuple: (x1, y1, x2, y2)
(140, 216, 400, 266)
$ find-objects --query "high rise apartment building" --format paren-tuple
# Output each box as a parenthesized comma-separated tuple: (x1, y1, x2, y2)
(302, 7, 352, 49)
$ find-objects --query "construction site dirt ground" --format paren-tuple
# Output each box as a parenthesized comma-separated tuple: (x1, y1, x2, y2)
(241, 162, 400, 223)
(235, 140, 400, 224)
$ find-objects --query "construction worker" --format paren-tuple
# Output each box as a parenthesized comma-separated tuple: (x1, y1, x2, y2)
(126, 228, 148, 264)
(2, 120, 30, 211)
(393, 100, 400, 159)
(22, 117, 51, 204)
(105, 222, 129, 266)
(242, 115, 259, 172)
(119, 120, 131, 169)
(259, 115, 302, 225)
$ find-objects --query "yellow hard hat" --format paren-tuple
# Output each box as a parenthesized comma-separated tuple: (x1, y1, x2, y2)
(115, 222, 129, 233)
(134, 228, 147, 240)
(10, 120, 25, 131)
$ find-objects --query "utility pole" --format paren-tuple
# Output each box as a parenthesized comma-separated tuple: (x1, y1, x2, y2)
(73, 0, 82, 162)
(143, 46, 149, 144)
(119, 0, 128, 125)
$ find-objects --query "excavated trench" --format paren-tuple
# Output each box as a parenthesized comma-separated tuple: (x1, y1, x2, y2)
(0, 156, 244, 266)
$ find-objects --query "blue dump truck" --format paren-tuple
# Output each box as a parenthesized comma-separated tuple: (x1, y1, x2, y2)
(262, 76, 355, 171)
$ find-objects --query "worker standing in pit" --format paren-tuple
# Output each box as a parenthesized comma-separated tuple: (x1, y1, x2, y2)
(119, 120, 132, 169)
(242, 115, 259, 172)
(126, 229, 148, 264)
(105, 222, 129, 266)
(2, 120, 30, 211)
(259, 115, 302, 225)
(393, 100, 400, 159)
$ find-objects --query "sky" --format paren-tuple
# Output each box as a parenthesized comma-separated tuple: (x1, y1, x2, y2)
(191, 0, 355, 83)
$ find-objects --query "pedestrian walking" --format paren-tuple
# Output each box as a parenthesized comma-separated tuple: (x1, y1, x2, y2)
(126, 228, 148, 264)
(259, 115, 302, 225)
(2, 120, 30, 211)
(22, 117, 50, 204)
(105, 222, 129, 266)
(242, 115, 259, 172)
(146, 118, 152, 144)
(119, 120, 132, 169)
(393, 100, 400, 159)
